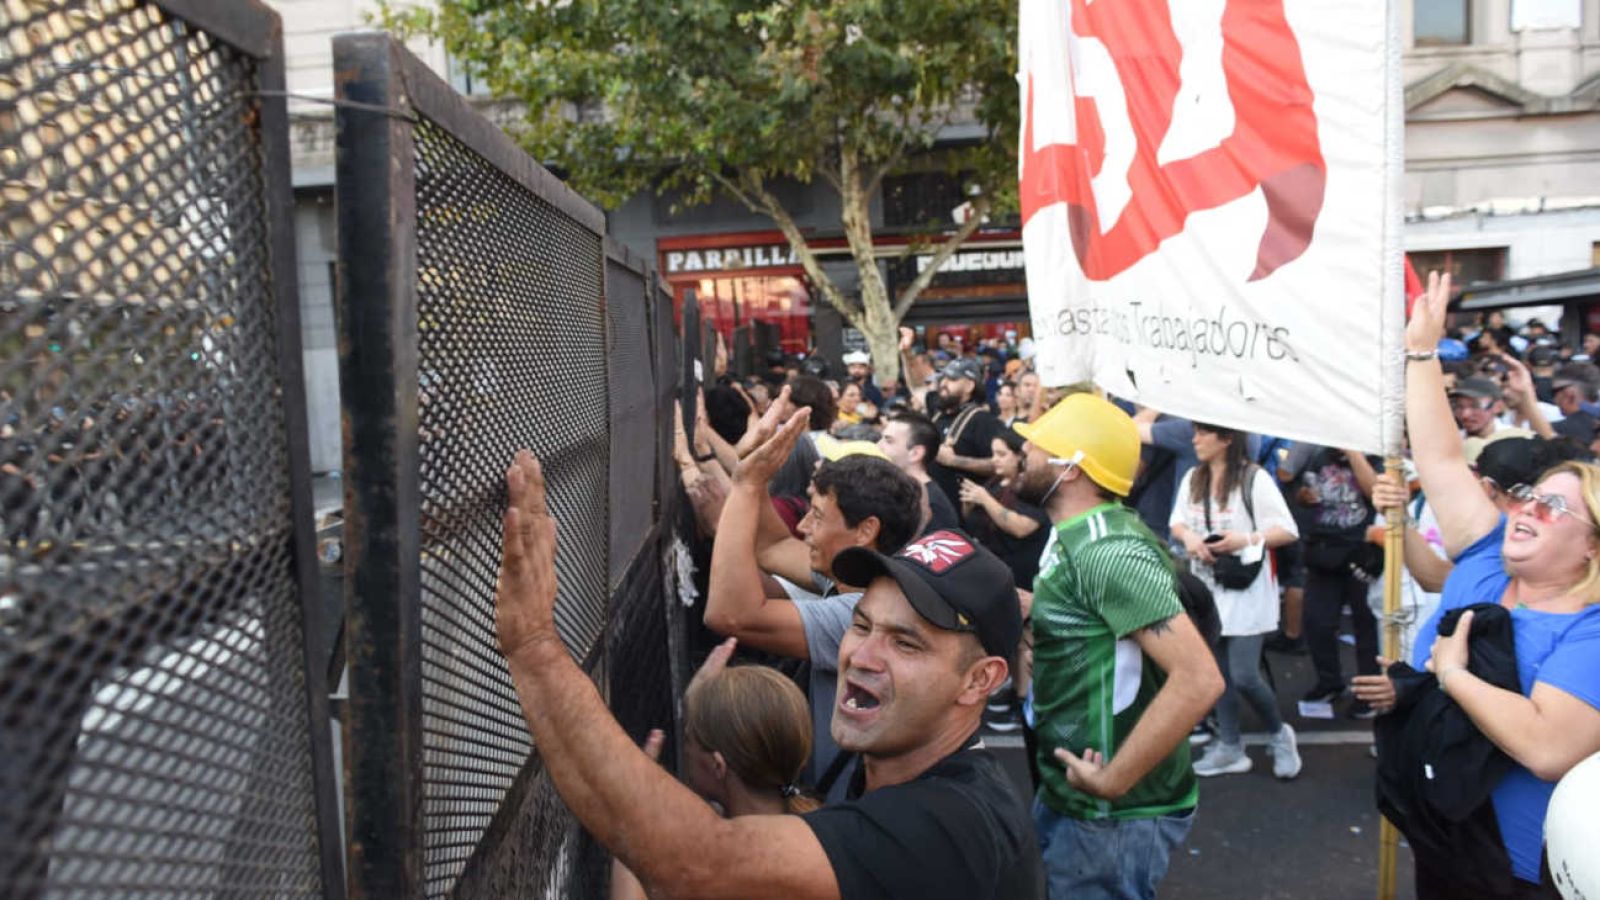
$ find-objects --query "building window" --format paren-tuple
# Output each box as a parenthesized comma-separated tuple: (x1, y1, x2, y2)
(1414, 0, 1471, 45)
(1512, 0, 1581, 31)
(1407, 247, 1507, 288)
(683, 275, 812, 355)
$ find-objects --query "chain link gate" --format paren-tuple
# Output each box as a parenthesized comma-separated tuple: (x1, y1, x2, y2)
(0, 0, 343, 896)
(333, 32, 697, 899)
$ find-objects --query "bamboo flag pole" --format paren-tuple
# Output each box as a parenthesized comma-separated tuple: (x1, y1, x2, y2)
(1377, 464, 1405, 900)
(1377, 1, 1406, 898)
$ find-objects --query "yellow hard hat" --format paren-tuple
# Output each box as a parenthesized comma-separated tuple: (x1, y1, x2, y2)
(815, 434, 889, 462)
(1013, 393, 1140, 496)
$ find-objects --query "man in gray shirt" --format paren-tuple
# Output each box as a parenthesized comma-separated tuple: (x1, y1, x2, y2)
(707, 405, 923, 801)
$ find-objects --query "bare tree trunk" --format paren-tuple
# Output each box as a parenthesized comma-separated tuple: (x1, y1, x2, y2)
(723, 153, 994, 391)
(839, 148, 902, 386)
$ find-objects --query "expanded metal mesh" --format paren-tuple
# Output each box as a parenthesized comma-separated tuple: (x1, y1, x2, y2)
(605, 254, 654, 587)
(0, 0, 322, 895)
(410, 116, 608, 895)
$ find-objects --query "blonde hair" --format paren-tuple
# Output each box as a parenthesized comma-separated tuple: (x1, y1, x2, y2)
(1537, 460, 1600, 604)
(684, 666, 819, 814)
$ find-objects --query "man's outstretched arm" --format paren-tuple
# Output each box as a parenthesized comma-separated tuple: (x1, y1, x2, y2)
(496, 453, 837, 900)
(705, 409, 813, 658)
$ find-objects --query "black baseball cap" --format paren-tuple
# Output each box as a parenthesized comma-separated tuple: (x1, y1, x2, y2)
(940, 358, 983, 383)
(1449, 376, 1502, 402)
(832, 530, 1020, 661)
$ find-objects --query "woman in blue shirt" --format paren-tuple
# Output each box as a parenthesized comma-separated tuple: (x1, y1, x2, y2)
(1362, 271, 1600, 897)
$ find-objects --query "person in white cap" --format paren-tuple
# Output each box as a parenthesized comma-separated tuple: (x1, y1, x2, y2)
(842, 350, 883, 407)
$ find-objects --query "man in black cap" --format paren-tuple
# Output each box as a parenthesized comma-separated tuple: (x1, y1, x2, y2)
(929, 357, 1004, 509)
(494, 452, 1042, 899)
(1551, 363, 1600, 446)
(1449, 376, 1510, 442)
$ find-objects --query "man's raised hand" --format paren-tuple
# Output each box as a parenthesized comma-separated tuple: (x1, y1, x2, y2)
(733, 407, 811, 488)
(1406, 270, 1452, 353)
(735, 384, 797, 458)
(497, 451, 563, 665)
(687, 636, 738, 695)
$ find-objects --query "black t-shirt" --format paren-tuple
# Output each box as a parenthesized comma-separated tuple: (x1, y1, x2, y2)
(930, 404, 1003, 509)
(1299, 447, 1379, 543)
(923, 480, 962, 534)
(802, 740, 1043, 900)
(963, 482, 1051, 587)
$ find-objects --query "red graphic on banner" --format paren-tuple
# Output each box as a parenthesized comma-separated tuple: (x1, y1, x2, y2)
(1020, 0, 1326, 282)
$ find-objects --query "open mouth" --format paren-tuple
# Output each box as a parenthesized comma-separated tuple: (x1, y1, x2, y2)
(1511, 521, 1538, 539)
(841, 681, 881, 714)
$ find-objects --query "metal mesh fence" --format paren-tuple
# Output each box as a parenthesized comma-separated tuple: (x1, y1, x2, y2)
(0, 0, 326, 895)
(335, 33, 702, 899)
(410, 115, 609, 895)
(605, 247, 655, 588)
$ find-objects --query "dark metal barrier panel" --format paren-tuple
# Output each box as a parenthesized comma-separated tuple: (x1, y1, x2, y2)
(0, 0, 340, 896)
(604, 241, 655, 588)
(335, 33, 613, 898)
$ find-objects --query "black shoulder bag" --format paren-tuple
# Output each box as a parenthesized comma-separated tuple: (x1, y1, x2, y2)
(1204, 466, 1264, 591)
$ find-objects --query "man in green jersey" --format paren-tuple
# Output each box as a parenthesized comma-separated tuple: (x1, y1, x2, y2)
(1014, 394, 1224, 900)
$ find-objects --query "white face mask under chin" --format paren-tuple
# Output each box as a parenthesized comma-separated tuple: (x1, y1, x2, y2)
(1037, 451, 1085, 507)
(1038, 470, 1069, 507)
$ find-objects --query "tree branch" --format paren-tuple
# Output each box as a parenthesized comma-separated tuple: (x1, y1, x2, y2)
(890, 194, 990, 322)
(838, 146, 892, 328)
(864, 106, 939, 200)
(723, 168, 861, 328)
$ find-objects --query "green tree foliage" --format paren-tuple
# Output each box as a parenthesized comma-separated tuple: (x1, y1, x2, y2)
(387, 0, 1017, 384)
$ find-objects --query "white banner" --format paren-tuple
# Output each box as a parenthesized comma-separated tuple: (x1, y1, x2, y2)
(1019, 0, 1393, 453)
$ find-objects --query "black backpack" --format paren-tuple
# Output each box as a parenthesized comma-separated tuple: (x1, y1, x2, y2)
(1172, 560, 1221, 649)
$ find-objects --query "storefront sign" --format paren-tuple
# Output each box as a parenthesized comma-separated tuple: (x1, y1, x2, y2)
(664, 244, 799, 274)
(915, 250, 1026, 275)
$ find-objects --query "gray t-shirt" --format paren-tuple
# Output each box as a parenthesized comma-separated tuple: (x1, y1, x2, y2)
(795, 586, 860, 803)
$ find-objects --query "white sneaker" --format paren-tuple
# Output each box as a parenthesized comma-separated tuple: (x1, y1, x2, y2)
(1269, 724, 1303, 780)
(1193, 741, 1252, 777)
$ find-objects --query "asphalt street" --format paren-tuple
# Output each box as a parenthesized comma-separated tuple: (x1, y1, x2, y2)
(988, 631, 1418, 899)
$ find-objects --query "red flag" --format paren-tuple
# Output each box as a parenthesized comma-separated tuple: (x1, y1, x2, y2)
(1404, 256, 1425, 319)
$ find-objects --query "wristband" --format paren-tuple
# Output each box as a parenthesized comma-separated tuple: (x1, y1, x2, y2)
(1437, 665, 1469, 693)
(1405, 349, 1438, 362)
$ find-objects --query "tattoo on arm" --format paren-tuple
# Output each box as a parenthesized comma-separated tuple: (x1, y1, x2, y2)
(1142, 615, 1175, 637)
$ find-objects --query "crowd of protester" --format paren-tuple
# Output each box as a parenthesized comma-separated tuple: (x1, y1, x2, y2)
(490, 282, 1600, 899)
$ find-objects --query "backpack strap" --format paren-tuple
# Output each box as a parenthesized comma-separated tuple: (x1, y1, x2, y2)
(1203, 464, 1259, 532)
(944, 403, 983, 449)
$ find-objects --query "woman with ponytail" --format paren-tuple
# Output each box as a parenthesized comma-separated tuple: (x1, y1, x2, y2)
(612, 638, 815, 899)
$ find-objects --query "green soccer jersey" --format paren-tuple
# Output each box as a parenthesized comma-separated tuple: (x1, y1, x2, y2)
(1031, 502, 1198, 820)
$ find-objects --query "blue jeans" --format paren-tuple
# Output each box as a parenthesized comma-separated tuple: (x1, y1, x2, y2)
(1033, 798, 1194, 900)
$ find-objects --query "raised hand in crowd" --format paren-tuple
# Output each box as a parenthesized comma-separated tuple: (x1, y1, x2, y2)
(694, 387, 741, 474)
(684, 471, 729, 539)
(494, 452, 841, 900)
(495, 452, 563, 664)
(687, 635, 738, 694)
(734, 383, 798, 458)
(1497, 352, 1556, 438)
(733, 406, 811, 490)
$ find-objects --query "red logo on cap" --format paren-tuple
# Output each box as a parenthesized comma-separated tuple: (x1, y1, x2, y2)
(900, 531, 974, 573)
